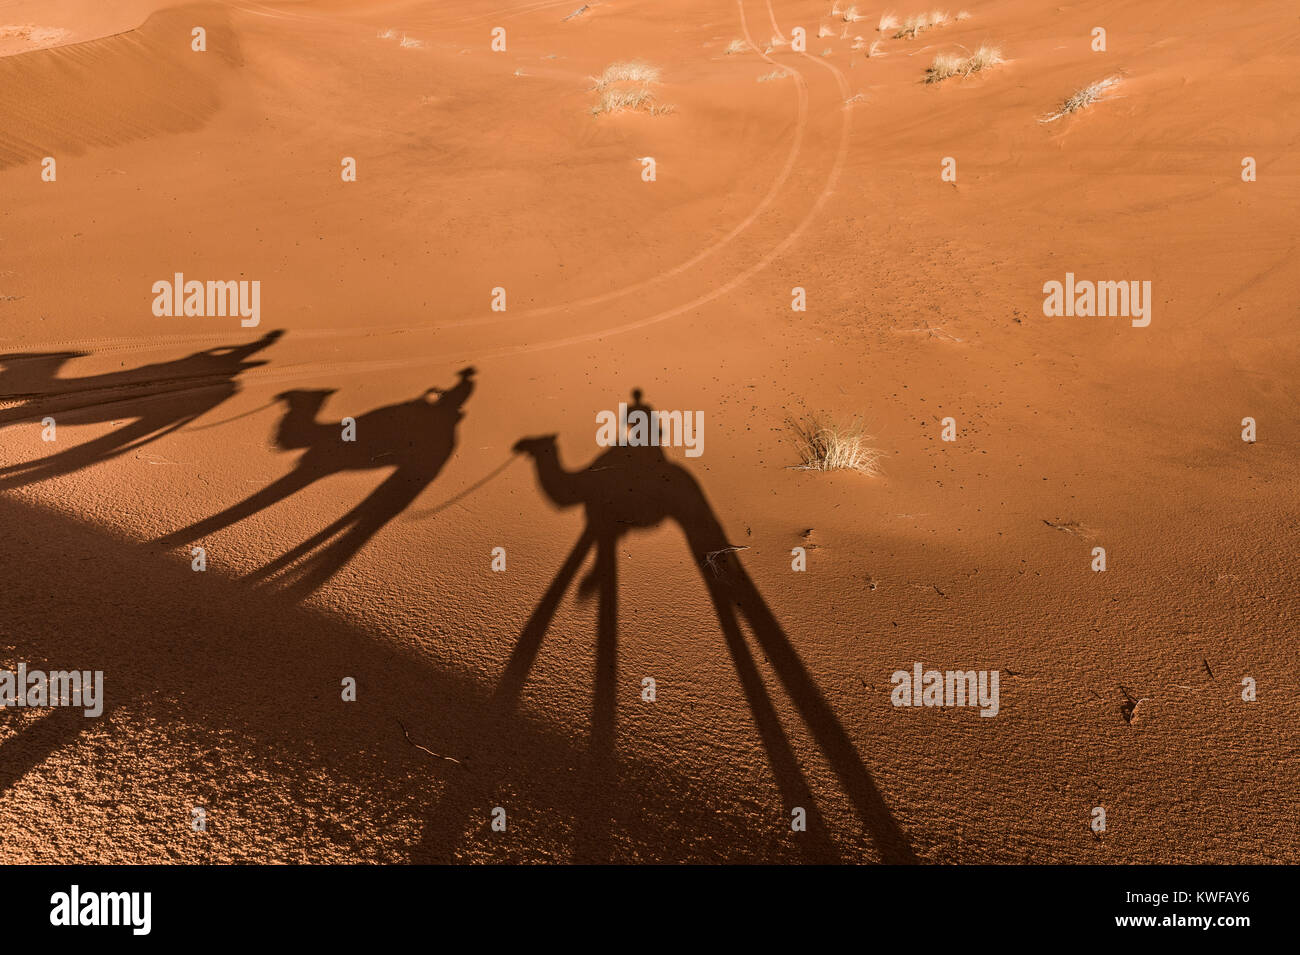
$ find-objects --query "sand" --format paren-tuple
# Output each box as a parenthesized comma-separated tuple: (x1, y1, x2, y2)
(0, 0, 1296, 863)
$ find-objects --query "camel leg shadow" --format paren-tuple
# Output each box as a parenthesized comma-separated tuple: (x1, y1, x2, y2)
(574, 527, 619, 863)
(0, 417, 193, 489)
(0, 705, 111, 799)
(412, 528, 598, 861)
(492, 528, 596, 713)
(692, 541, 918, 864)
(155, 466, 326, 550)
(698, 561, 844, 862)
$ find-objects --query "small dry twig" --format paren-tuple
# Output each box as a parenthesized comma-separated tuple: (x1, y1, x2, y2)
(397, 719, 464, 767)
(704, 545, 749, 575)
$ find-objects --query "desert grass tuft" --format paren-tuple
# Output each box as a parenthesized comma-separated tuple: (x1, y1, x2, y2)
(895, 15, 923, 37)
(758, 68, 791, 82)
(593, 61, 661, 89)
(591, 86, 653, 114)
(878, 12, 900, 31)
(787, 416, 884, 475)
(590, 60, 672, 116)
(925, 44, 1002, 83)
(1041, 76, 1120, 121)
(893, 10, 953, 38)
(725, 38, 749, 54)
(926, 52, 963, 81)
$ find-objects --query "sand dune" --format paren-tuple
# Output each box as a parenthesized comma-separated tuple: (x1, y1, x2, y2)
(0, 5, 239, 168)
(0, 0, 1296, 864)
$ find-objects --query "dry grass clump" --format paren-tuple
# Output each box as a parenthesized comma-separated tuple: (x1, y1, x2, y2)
(725, 38, 749, 54)
(590, 61, 672, 115)
(894, 10, 952, 38)
(967, 44, 1002, 70)
(925, 44, 1002, 82)
(1041, 76, 1120, 121)
(593, 61, 661, 89)
(592, 86, 652, 113)
(758, 69, 791, 82)
(895, 14, 923, 37)
(592, 87, 652, 114)
(788, 416, 884, 475)
(926, 52, 962, 81)
(878, 12, 901, 31)
(818, 24, 834, 38)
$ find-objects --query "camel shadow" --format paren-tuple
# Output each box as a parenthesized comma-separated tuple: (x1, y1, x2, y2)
(0, 330, 283, 488)
(154, 367, 476, 600)
(495, 390, 918, 863)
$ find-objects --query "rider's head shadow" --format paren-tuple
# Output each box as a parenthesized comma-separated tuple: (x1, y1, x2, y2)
(0, 330, 284, 488)
(505, 389, 918, 863)
(155, 367, 477, 602)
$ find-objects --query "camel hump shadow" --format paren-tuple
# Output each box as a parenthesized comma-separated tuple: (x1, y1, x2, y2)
(506, 389, 918, 863)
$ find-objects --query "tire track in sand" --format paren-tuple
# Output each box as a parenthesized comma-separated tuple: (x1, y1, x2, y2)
(7, 1, 854, 401)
